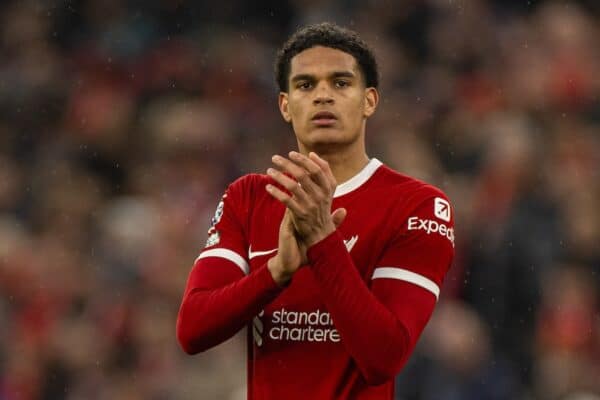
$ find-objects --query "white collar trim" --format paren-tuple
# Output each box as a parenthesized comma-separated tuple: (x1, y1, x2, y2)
(333, 158, 382, 198)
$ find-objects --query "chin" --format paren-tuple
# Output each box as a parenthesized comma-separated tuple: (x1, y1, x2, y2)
(303, 131, 356, 151)
(309, 129, 345, 142)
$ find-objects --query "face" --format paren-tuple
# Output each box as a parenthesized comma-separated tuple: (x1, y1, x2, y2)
(278, 46, 378, 153)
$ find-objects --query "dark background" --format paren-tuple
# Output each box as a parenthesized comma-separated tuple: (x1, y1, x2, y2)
(0, 0, 598, 398)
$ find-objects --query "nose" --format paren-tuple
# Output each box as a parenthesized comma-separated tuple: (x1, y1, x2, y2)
(313, 82, 334, 105)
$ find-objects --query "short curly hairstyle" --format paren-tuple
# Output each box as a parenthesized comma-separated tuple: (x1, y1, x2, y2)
(274, 22, 379, 92)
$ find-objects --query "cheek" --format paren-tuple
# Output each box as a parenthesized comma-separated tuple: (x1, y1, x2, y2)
(287, 104, 304, 131)
(344, 98, 365, 123)
(288, 100, 307, 123)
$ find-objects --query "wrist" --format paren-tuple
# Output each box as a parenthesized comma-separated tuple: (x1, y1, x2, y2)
(267, 256, 292, 286)
(304, 223, 336, 248)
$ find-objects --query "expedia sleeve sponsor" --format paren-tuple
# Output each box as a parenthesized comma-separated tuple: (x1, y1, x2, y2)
(407, 216, 455, 247)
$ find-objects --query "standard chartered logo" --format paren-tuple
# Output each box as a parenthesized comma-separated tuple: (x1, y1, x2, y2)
(253, 308, 341, 346)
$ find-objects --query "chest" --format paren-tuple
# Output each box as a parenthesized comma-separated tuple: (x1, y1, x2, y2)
(245, 193, 400, 351)
(246, 197, 394, 307)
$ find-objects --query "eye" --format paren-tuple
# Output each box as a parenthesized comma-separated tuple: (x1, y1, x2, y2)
(297, 81, 312, 90)
(335, 80, 349, 88)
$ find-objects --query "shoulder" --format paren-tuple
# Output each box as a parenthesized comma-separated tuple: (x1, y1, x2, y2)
(229, 173, 269, 189)
(375, 164, 451, 209)
(227, 173, 271, 196)
(378, 167, 455, 235)
(221, 173, 275, 215)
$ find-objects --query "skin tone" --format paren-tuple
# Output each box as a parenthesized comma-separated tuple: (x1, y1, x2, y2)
(266, 46, 379, 285)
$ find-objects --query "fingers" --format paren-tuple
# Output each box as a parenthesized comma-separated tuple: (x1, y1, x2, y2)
(287, 151, 332, 192)
(271, 154, 320, 195)
(267, 167, 310, 204)
(265, 183, 304, 216)
(281, 207, 292, 225)
(331, 207, 347, 228)
(280, 208, 296, 237)
(268, 152, 339, 246)
(308, 152, 337, 189)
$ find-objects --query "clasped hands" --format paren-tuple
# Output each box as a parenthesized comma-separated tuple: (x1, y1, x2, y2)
(266, 151, 347, 285)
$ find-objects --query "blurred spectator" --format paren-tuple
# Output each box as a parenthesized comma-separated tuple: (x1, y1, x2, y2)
(534, 265, 600, 399)
(395, 300, 521, 400)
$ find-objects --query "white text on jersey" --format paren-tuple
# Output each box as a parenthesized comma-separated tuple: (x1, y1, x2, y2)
(407, 216, 455, 247)
(255, 308, 341, 345)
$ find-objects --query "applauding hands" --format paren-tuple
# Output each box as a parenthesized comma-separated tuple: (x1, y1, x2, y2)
(266, 151, 347, 285)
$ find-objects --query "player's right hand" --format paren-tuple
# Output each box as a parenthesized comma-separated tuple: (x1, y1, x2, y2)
(267, 207, 346, 286)
(268, 208, 305, 286)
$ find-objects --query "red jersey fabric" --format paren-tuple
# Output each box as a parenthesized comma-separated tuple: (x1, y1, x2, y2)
(177, 158, 455, 399)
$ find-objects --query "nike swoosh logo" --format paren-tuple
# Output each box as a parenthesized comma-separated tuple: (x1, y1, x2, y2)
(344, 235, 358, 252)
(248, 245, 278, 259)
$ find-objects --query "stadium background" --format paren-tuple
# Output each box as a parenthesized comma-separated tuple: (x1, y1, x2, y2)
(0, 0, 599, 398)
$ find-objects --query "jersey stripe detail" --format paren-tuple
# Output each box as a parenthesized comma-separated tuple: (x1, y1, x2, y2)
(372, 267, 439, 299)
(334, 158, 383, 198)
(196, 248, 249, 275)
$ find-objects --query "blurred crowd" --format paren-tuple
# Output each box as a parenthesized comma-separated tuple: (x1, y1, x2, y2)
(0, 0, 599, 399)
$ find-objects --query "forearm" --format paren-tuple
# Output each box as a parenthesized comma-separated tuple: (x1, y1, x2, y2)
(308, 231, 419, 385)
(176, 262, 282, 354)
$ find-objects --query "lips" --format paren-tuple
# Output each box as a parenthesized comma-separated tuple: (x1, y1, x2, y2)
(311, 111, 337, 126)
(312, 111, 337, 120)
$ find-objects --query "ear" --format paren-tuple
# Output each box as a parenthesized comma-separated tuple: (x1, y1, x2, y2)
(363, 87, 379, 118)
(278, 92, 292, 123)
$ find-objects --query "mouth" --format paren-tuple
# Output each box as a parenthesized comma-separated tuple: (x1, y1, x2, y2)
(311, 111, 337, 127)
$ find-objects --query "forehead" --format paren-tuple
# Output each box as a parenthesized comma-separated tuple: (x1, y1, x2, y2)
(289, 46, 359, 78)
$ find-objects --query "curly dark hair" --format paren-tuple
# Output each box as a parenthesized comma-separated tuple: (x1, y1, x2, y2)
(274, 22, 379, 92)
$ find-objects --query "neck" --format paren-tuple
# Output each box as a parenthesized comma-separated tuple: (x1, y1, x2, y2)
(300, 141, 370, 185)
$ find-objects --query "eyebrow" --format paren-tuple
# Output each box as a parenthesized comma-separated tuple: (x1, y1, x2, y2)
(331, 71, 356, 79)
(290, 71, 356, 83)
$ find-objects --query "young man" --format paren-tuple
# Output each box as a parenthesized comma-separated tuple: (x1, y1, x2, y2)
(177, 23, 455, 399)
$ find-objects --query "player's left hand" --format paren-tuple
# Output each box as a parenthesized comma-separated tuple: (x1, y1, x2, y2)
(266, 151, 346, 247)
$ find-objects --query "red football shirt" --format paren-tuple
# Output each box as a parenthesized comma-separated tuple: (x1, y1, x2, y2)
(177, 158, 455, 399)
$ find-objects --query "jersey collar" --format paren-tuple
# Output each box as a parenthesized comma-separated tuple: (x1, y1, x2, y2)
(333, 158, 383, 198)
